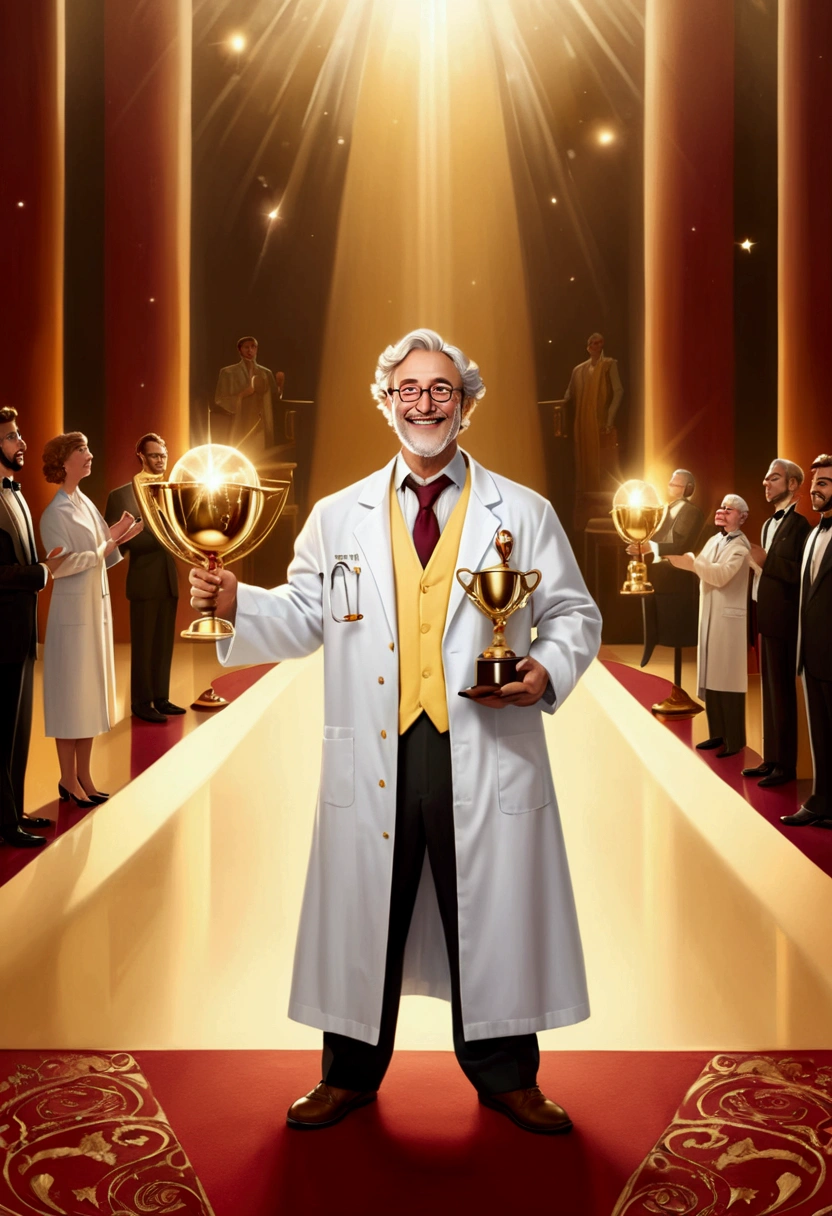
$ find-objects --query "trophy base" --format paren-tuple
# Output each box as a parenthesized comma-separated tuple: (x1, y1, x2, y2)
(459, 655, 521, 697)
(620, 580, 655, 595)
(180, 616, 235, 641)
(651, 684, 704, 719)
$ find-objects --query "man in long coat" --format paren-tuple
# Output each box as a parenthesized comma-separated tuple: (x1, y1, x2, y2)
(667, 494, 752, 756)
(191, 329, 601, 1134)
(214, 336, 285, 459)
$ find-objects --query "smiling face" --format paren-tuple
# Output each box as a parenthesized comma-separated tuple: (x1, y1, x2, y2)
(763, 462, 797, 506)
(0, 419, 26, 472)
(64, 439, 92, 483)
(389, 349, 464, 462)
(810, 467, 832, 516)
(140, 440, 168, 477)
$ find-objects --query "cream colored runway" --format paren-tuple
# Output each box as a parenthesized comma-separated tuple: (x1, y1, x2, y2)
(3, 651, 830, 1050)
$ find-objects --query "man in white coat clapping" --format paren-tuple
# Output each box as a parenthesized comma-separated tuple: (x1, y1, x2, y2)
(190, 329, 602, 1134)
(667, 495, 752, 757)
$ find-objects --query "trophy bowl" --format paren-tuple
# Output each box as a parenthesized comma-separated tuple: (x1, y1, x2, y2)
(610, 480, 667, 595)
(133, 443, 291, 640)
(457, 529, 542, 693)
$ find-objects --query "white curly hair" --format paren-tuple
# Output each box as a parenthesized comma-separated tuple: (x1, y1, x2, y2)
(371, 328, 486, 430)
(721, 493, 749, 519)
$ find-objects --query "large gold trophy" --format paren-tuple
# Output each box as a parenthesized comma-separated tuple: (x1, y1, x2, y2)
(456, 530, 541, 693)
(610, 480, 667, 594)
(133, 443, 291, 642)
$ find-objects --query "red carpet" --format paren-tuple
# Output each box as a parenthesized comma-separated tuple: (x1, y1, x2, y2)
(613, 1052, 832, 1214)
(137, 1049, 716, 1216)
(603, 660, 832, 882)
(0, 1051, 213, 1214)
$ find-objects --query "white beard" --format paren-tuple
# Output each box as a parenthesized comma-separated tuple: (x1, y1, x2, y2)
(393, 402, 462, 460)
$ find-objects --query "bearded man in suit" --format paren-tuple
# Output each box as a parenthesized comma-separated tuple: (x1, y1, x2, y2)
(105, 433, 184, 725)
(0, 408, 65, 846)
(782, 455, 832, 829)
(742, 459, 811, 788)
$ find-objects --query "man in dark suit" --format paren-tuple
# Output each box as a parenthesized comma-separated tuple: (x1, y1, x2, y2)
(0, 407, 64, 846)
(782, 455, 832, 828)
(105, 433, 184, 725)
(743, 459, 811, 788)
(628, 469, 704, 666)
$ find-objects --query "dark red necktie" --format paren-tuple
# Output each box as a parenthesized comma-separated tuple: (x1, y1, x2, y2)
(403, 474, 453, 567)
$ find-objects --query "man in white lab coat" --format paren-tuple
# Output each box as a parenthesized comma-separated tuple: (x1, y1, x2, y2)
(191, 329, 601, 1134)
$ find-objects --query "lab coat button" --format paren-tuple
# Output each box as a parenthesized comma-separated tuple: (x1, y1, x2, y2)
(389, 642, 395, 651)
(380, 730, 387, 739)
(379, 779, 385, 788)
(378, 676, 384, 684)
(382, 832, 390, 840)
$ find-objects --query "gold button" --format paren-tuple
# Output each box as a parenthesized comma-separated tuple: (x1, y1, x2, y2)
(420, 623, 430, 634)
(422, 585, 429, 593)
(382, 832, 390, 840)
(422, 669, 431, 679)
(378, 676, 384, 684)
(380, 729, 387, 739)
(389, 642, 395, 651)
(379, 779, 385, 788)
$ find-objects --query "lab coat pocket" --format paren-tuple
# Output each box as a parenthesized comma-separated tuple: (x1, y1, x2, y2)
(321, 725, 355, 807)
(497, 730, 549, 814)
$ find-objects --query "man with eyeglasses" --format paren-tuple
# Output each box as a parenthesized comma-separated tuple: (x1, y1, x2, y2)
(190, 329, 601, 1134)
(0, 408, 67, 846)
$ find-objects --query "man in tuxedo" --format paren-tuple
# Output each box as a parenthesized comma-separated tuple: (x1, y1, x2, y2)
(0, 408, 65, 846)
(782, 455, 832, 828)
(628, 469, 704, 666)
(105, 433, 184, 725)
(743, 459, 811, 788)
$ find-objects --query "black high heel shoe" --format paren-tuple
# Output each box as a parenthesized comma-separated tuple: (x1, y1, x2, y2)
(79, 783, 110, 805)
(58, 783, 97, 810)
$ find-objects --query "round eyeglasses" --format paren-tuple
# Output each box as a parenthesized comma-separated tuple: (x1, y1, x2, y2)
(387, 384, 462, 405)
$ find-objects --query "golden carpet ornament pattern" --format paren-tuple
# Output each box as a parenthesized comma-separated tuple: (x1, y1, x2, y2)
(614, 1054, 832, 1214)
(0, 1052, 213, 1215)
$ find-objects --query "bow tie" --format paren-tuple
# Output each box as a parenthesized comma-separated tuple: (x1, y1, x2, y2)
(772, 508, 785, 521)
(2, 477, 21, 492)
(819, 516, 832, 532)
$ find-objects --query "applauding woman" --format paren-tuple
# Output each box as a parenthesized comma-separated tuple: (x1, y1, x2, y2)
(40, 433, 143, 807)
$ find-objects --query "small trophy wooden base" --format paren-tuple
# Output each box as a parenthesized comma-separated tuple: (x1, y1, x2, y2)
(459, 655, 522, 698)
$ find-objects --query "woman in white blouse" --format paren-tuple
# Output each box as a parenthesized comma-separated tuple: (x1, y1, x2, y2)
(40, 432, 143, 806)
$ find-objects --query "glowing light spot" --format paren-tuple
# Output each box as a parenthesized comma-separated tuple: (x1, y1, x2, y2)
(569, 276, 576, 282)
(598, 129, 615, 146)
(336, 137, 345, 145)
(229, 33, 245, 53)
(16, 201, 24, 208)
(740, 238, 755, 252)
(149, 297, 155, 303)
(268, 208, 278, 220)
(550, 197, 558, 204)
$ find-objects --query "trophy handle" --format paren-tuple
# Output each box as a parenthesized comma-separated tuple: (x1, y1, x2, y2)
(456, 568, 477, 595)
(520, 569, 542, 596)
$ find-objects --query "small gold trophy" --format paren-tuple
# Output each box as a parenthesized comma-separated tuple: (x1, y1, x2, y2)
(610, 479, 667, 595)
(133, 443, 291, 641)
(456, 530, 541, 694)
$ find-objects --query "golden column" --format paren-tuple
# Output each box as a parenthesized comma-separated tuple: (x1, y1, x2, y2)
(0, 0, 65, 527)
(104, 0, 191, 491)
(643, 0, 735, 511)
(778, 0, 832, 468)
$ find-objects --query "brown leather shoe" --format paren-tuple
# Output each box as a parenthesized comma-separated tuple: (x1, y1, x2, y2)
(479, 1085, 573, 1134)
(286, 1082, 377, 1130)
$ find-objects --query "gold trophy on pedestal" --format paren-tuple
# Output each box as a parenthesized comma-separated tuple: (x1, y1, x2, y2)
(456, 530, 541, 694)
(133, 443, 291, 710)
(610, 480, 667, 594)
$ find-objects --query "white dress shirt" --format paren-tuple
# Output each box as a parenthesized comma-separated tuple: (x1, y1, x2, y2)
(393, 447, 467, 535)
(809, 519, 832, 582)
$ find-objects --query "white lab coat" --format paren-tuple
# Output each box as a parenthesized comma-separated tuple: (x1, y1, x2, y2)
(219, 452, 602, 1044)
(694, 530, 752, 700)
(40, 489, 121, 738)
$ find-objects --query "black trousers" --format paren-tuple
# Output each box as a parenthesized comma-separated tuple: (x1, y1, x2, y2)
(0, 656, 34, 832)
(804, 673, 832, 816)
(760, 633, 799, 770)
(130, 596, 177, 706)
(322, 714, 539, 1096)
(705, 688, 746, 752)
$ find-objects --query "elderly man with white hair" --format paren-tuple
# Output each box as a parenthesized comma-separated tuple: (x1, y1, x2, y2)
(667, 494, 752, 757)
(190, 328, 601, 1135)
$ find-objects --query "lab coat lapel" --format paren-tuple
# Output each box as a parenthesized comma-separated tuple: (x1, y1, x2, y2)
(445, 455, 503, 635)
(354, 457, 398, 642)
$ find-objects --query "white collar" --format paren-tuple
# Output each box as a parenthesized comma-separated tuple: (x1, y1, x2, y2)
(394, 447, 467, 491)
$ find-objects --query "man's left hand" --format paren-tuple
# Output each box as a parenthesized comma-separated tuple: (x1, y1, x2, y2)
(465, 656, 550, 709)
(748, 542, 767, 568)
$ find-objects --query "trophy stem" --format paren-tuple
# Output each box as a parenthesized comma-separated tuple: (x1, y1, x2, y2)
(179, 550, 235, 641)
(621, 558, 654, 595)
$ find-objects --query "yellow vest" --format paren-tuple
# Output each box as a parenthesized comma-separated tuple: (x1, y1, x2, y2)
(390, 468, 472, 734)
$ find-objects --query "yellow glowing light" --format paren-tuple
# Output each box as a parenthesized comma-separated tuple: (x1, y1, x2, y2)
(598, 129, 615, 145)
(229, 33, 246, 53)
(16, 201, 24, 208)
(550, 196, 558, 204)
(268, 208, 279, 220)
(740, 238, 755, 252)
(336, 137, 345, 145)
